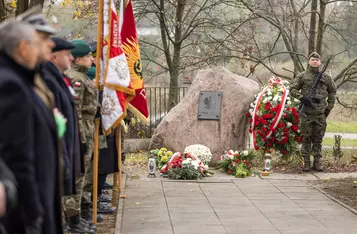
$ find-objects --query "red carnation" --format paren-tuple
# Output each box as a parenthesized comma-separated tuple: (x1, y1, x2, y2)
(287, 107, 291, 111)
(278, 122, 285, 128)
(291, 125, 299, 132)
(281, 150, 287, 155)
(264, 102, 271, 110)
(246, 113, 251, 117)
(297, 136, 302, 142)
(249, 129, 253, 133)
(249, 118, 253, 123)
(228, 169, 231, 175)
(272, 128, 276, 133)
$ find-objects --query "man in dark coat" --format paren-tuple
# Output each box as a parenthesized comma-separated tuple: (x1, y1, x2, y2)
(41, 38, 94, 233)
(0, 158, 18, 234)
(0, 20, 63, 234)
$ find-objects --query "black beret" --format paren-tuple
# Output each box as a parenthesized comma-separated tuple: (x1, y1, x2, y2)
(88, 41, 97, 53)
(52, 37, 75, 53)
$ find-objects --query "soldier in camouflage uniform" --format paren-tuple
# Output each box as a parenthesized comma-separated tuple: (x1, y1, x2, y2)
(64, 40, 99, 231)
(290, 52, 337, 172)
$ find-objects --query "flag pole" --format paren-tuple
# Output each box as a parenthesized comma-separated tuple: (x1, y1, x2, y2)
(93, 0, 103, 225)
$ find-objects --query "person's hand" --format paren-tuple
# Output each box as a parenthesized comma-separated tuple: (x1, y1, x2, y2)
(300, 96, 312, 107)
(25, 216, 43, 234)
(0, 182, 6, 217)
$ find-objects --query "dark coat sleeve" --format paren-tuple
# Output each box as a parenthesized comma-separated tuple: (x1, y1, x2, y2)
(42, 76, 71, 179)
(0, 79, 44, 223)
(0, 157, 18, 215)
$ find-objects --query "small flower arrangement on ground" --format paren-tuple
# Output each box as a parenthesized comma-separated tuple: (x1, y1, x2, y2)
(218, 149, 255, 178)
(160, 152, 213, 180)
(246, 76, 302, 157)
(184, 144, 212, 165)
(150, 148, 173, 168)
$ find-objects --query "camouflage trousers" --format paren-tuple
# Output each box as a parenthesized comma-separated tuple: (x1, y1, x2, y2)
(300, 115, 327, 161)
(62, 137, 94, 217)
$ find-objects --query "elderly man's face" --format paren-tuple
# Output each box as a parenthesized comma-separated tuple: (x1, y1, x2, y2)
(51, 50, 74, 73)
(17, 31, 41, 69)
(36, 31, 55, 62)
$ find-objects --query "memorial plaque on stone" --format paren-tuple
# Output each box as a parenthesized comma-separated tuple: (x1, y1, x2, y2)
(197, 91, 222, 120)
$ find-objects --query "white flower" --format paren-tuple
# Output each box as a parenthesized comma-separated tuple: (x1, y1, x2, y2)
(273, 95, 279, 102)
(286, 97, 291, 101)
(250, 103, 255, 108)
(287, 101, 291, 105)
(191, 160, 199, 170)
(294, 98, 300, 103)
(249, 109, 253, 114)
(204, 165, 209, 170)
(184, 144, 212, 165)
(287, 122, 292, 128)
(267, 91, 272, 96)
(243, 150, 249, 156)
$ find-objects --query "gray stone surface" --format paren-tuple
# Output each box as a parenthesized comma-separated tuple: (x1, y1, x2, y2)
(117, 175, 357, 234)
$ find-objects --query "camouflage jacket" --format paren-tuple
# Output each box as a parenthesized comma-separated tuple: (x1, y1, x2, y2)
(290, 67, 337, 115)
(65, 64, 98, 143)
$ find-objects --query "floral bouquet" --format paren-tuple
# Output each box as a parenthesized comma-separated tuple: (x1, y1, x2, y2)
(160, 152, 205, 180)
(184, 144, 212, 165)
(218, 149, 255, 178)
(246, 76, 302, 156)
(150, 148, 173, 168)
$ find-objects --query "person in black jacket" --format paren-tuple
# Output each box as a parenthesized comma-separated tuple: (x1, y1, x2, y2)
(0, 158, 17, 234)
(41, 38, 95, 233)
(0, 20, 63, 234)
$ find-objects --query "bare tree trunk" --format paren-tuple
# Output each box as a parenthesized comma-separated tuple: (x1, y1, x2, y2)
(168, 0, 185, 110)
(316, 0, 327, 55)
(308, 0, 318, 56)
(16, 0, 29, 16)
(0, 0, 6, 22)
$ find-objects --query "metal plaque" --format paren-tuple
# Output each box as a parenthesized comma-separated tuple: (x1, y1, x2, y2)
(198, 91, 222, 120)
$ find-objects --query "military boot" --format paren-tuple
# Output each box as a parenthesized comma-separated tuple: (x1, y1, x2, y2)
(66, 215, 95, 234)
(313, 157, 324, 171)
(81, 203, 103, 229)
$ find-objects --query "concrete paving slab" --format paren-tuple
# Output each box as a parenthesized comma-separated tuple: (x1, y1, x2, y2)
(239, 186, 281, 194)
(284, 192, 330, 200)
(276, 186, 318, 193)
(261, 173, 318, 180)
(245, 193, 289, 200)
(173, 224, 227, 234)
(118, 173, 357, 234)
(314, 172, 357, 179)
(166, 196, 210, 208)
(269, 179, 308, 187)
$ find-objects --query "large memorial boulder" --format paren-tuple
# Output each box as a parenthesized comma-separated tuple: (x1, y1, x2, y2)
(150, 67, 259, 164)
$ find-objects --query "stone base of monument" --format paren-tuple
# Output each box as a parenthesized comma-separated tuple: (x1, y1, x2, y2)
(150, 66, 259, 164)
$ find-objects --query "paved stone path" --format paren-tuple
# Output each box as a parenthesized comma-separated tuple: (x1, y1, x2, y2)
(116, 174, 357, 234)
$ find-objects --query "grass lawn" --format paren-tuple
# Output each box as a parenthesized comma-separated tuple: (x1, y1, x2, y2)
(326, 121, 357, 133)
(323, 138, 357, 147)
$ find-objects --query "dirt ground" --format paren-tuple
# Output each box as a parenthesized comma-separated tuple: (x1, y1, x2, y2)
(311, 178, 357, 211)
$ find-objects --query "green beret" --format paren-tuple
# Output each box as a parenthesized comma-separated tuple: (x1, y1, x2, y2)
(309, 52, 321, 60)
(71, 40, 92, 58)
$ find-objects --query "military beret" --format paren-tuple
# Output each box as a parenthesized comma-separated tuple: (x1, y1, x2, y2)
(88, 41, 97, 53)
(71, 40, 93, 58)
(52, 37, 75, 52)
(309, 52, 321, 60)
